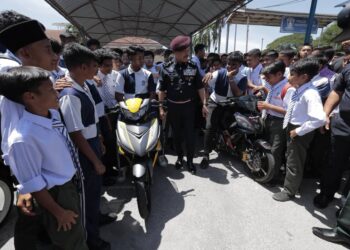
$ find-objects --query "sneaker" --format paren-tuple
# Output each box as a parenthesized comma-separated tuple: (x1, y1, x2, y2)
(272, 190, 294, 202)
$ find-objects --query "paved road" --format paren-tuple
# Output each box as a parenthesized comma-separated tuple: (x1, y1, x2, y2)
(0, 150, 348, 250)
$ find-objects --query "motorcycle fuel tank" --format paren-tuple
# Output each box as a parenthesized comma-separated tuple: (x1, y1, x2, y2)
(234, 112, 260, 134)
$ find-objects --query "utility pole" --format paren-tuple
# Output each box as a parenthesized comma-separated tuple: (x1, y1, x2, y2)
(304, 0, 318, 44)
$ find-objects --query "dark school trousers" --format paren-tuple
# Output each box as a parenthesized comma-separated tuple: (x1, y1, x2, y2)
(320, 133, 350, 197)
(79, 136, 102, 244)
(203, 99, 226, 156)
(336, 192, 350, 237)
(264, 115, 286, 180)
(167, 101, 196, 163)
(284, 124, 315, 196)
(41, 181, 88, 250)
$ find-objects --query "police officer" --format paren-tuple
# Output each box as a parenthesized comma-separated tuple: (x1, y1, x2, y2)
(158, 35, 208, 174)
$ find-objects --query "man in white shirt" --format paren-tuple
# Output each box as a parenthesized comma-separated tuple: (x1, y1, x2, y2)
(144, 50, 160, 84)
(246, 48, 264, 95)
(273, 58, 326, 202)
(115, 45, 156, 101)
(279, 49, 296, 78)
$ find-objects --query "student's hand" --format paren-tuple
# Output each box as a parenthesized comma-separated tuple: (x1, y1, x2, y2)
(227, 69, 239, 78)
(202, 104, 209, 118)
(257, 101, 270, 111)
(17, 193, 36, 216)
(54, 77, 72, 91)
(94, 162, 106, 175)
(93, 76, 102, 87)
(253, 85, 264, 93)
(202, 72, 213, 86)
(159, 108, 166, 120)
(325, 115, 331, 130)
(56, 209, 78, 232)
(290, 129, 298, 138)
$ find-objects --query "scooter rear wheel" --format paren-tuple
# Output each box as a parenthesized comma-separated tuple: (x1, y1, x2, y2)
(251, 152, 275, 184)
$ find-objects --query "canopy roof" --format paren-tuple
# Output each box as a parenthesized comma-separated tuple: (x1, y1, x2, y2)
(45, 0, 248, 47)
(227, 8, 336, 28)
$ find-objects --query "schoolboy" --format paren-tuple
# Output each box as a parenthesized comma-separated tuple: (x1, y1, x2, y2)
(258, 61, 288, 183)
(59, 43, 111, 250)
(3, 66, 87, 250)
(273, 58, 326, 202)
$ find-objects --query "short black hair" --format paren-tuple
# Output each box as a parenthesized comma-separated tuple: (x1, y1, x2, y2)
(324, 48, 335, 61)
(262, 61, 286, 76)
(227, 51, 244, 64)
(50, 39, 62, 55)
(247, 48, 261, 58)
(221, 53, 228, 58)
(290, 58, 319, 80)
(144, 50, 155, 58)
(279, 49, 296, 59)
(94, 48, 114, 65)
(194, 43, 206, 54)
(126, 45, 145, 56)
(309, 53, 328, 67)
(63, 42, 97, 70)
(0, 10, 31, 32)
(86, 38, 100, 49)
(265, 50, 279, 59)
(164, 49, 172, 57)
(112, 48, 123, 56)
(0, 66, 51, 104)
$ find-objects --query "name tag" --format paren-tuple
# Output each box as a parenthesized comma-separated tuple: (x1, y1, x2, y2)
(183, 68, 196, 76)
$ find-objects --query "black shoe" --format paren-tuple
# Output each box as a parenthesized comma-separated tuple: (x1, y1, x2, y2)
(312, 227, 350, 246)
(200, 155, 209, 169)
(175, 158, 184, 169)
(313, 193, 333, 209)
(99, 212, 116, 226)
(103, 176, 116, 186)
(187, 162, 196, 175)
(87, 238, 111, 250)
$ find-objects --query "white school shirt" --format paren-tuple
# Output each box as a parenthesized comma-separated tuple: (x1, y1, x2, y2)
(287, 82, 326, 136)
(115, 65, 153, 100)
(96, 70, 117, 108)
(191, 55, 205, 77)
(247, 63, 263, 95)
(0, 53, 22, 164)
(265, 78, 289, 118)
(86, 79, 105, 118)
(8, 109, 76, 194)
(59, 78, 99, 139)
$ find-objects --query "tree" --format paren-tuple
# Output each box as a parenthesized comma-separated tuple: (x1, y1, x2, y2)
(266, 34, 308, 51)
(192, 18, 224, 52)
(64, 24, 85, 43)
(313, 22, 341, 48)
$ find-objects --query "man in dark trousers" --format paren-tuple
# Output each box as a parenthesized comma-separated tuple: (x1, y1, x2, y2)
(312, 5, 350, 248)
(158, 35, 208, 174)
(314, 5, 350, 209)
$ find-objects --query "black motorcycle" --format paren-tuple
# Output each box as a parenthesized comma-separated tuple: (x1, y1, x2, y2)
(216, 95, 275, 183)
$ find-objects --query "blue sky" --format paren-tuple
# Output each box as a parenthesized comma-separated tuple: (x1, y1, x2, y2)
(0, 0, 345, 52)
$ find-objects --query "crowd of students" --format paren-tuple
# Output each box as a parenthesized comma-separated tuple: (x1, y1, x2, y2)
(1, 5, 350, 250)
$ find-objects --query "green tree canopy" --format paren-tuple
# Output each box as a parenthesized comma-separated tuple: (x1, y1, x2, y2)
(266, 33, 308, 51)
(313, 22, 341, 48)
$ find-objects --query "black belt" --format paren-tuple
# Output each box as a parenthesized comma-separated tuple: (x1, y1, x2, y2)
(266, 114, 284, 120)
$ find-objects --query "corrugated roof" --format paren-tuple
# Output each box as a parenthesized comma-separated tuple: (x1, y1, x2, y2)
(105, 36, 164, 50)
(44, 0, 248, 47)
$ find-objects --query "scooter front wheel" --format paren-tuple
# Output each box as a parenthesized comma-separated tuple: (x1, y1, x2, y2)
(250, 151, 275, 184)
(0, 178, 13, 226)
(135, 179, 151, 220)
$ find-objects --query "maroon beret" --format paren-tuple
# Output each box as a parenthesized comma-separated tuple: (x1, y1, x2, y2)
(170, 35, 191, 51)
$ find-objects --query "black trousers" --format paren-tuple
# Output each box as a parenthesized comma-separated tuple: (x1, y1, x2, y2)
(100, 113, 117, 172)
(79, 137, 102, 244)
(203, 100, 225, 156)
(167, 101, 196, 163)
(320, 133, 350, 197)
